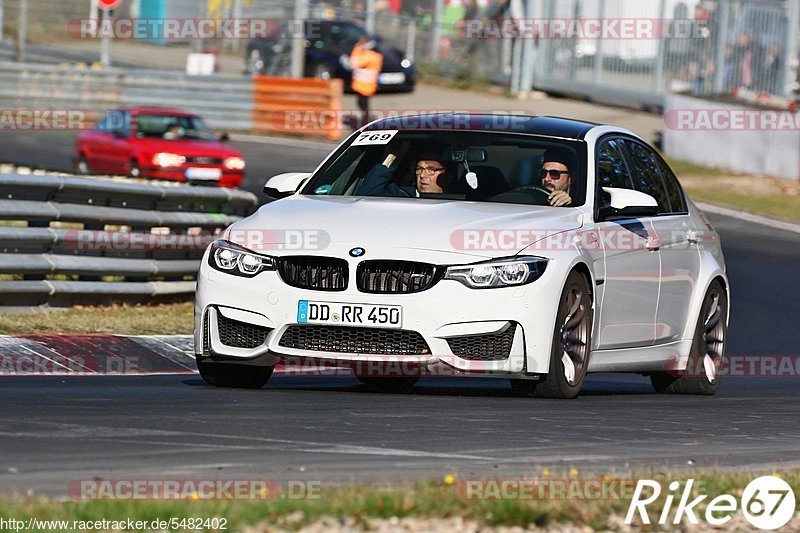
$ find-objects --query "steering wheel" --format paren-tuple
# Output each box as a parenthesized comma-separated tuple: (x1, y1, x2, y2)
(486, 186, 551, 205)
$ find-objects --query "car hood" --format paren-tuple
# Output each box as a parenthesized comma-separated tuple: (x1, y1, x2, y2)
(132, 138, 242, 157)
(224, 195, 583, 261)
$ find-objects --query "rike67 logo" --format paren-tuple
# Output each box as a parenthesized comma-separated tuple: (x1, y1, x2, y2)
(625, 476, 796, 530)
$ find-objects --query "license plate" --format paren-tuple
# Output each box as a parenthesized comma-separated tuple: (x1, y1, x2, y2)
(297, 300, 402, 328)
(185, 167, 222, 180)
(379, 72, 405, 85)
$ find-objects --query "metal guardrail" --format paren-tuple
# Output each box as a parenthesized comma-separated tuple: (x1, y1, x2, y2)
(0, 62, 254, 131)
(0, 174, 258, 307)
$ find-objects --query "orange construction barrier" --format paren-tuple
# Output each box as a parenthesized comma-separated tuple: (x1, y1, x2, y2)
(252, 76, 343, 141)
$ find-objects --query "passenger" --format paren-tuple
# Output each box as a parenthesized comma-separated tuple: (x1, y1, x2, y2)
(357, 149, 452, 197)
(540, 147, 574, 207)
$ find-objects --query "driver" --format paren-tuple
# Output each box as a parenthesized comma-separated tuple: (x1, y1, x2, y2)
(163, 124, 184, 140)
(540, 147, 574, 207)
(356, 148, 452, 197)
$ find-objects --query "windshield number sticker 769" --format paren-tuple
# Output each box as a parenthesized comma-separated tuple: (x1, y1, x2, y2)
(351, 130, 398, 146)
(298, 300, 402, 328)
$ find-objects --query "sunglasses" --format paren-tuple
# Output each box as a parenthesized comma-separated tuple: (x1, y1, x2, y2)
(539, 168, 569, 180)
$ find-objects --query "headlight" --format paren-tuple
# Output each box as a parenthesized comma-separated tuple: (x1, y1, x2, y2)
(208, 240, 275, 277)
(444, 257, 548, 289)
(223, 157, 246, 170)
(400, 58, 412, 69)
(152, 152, 186, 167)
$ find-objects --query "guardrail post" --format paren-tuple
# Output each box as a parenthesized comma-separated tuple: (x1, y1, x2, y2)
(592, 0, 606, 84)
(291, 0, 309, 78)
(430, 0, 444, 61)
(365, 0, 376, 35)
(15, 0, 26, 62)
(100, 7, 111, 68)
(405, 19, 416, 63)
(782, 0, 800, 96)
(651, 0, 667, 93)
(712, 0, 730, 94)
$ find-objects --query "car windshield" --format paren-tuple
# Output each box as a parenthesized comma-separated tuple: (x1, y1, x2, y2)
(325, 22, 368, 47)
(302, 130, 585, 206)
(136, 114, 216, 141)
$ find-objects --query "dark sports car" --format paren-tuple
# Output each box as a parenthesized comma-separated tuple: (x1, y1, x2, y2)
(245, 19, 416, 93)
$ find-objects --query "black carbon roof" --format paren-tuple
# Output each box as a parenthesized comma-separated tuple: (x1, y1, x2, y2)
(362, 113, 600, 140)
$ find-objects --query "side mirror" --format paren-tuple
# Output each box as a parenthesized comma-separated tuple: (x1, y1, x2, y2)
(263, 172, 311, 199)
(218, 132, 230, 142)
(598, 187, 659, 220)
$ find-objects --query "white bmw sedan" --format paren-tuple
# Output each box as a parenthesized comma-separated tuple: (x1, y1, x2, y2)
(194, 114, 729, 398)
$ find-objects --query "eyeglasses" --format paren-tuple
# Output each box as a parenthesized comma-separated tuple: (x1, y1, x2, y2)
(539, 168, 569, 180)
(415, 165, 445, 175)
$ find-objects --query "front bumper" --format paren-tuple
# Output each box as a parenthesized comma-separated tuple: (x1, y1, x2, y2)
(141, 166, 244, 188)
(194, 246, 564, 377)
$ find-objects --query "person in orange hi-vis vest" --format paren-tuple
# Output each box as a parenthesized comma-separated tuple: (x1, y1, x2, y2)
(350, 35, 383, 125)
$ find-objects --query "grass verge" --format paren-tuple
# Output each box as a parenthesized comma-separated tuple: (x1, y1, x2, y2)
(0, 469, 797, 531)
(0, 303, 194, 335)
(667, 158, 800, 224)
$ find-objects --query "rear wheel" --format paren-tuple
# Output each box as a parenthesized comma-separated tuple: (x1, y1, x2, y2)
(197, 359, 273, 389)
(650, 280, 727, 395)
(511, 271, 593, 399)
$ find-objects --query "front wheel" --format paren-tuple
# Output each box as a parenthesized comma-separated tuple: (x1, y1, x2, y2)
(312, 62, 335, 80)
(75, 155, 90, 175)
(197, 359, 273, 389)
(650, 280, 728, 395)
(511, 271, 593, 399)
(129, 160, 141, 178)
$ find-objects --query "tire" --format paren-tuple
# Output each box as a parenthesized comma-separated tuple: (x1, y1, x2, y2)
(511, 271, 593, 399)
(356, 376, 419, 393)
(650, 280, 728, 395)
(312, 62, 334, 80)
(129, 160, 141, 178)
(75, 155, 90, 175)
(197, 360, 273, 389)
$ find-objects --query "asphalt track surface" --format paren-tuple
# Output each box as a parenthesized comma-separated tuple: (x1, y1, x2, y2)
(1, 134, 800, 496)
(0, 130, 332, 204)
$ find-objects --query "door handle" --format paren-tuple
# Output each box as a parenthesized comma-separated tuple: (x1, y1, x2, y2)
(646, 235, 661, 251)
(686, 229, 700, 244)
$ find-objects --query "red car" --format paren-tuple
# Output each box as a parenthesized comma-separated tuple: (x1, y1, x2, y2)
(74, 107, 245, 188)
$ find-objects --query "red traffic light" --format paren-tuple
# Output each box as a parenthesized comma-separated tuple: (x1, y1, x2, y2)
(98, 0, 122, 11)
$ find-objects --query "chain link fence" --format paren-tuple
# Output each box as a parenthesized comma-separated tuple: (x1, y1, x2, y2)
(1, 0, 798, 108)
